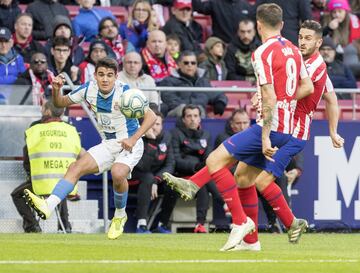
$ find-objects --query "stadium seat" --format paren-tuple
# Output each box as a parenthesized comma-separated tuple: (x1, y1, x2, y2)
(193, 13, 212, 42)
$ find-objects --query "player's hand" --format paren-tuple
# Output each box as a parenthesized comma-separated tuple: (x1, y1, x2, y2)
(262, 137, 278, 162)
(52, 74, 65, 93)
(151, 184, 158, 200)
(119, 137, 137, 152)
(331, 133, 344, 148)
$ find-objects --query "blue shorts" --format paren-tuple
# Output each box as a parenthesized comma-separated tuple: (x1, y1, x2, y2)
(223, 124, 306, 177)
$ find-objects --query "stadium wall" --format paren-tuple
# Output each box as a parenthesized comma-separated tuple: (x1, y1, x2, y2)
(71, 118, 360, 230)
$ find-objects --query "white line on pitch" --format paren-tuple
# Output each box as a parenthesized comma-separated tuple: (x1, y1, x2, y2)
(0, 259, 358, 264)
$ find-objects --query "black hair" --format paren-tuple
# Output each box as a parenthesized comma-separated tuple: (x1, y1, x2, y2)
(182, 104, 201, 118)
(95, 57, 118, 73)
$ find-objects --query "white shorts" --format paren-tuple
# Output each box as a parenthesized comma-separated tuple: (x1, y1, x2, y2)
(88, 138, 144, 174)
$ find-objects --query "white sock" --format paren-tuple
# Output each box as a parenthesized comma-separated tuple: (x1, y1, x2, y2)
(158, 222, 164, 227)
(46, 195, 62, 212)
(114, 208, 126, 218)
(137, 219, 147, 228)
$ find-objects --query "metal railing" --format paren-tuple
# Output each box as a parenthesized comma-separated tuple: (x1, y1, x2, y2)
(62, 85, 360, 120)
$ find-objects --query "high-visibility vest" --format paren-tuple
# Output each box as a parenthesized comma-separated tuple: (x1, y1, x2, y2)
(26, 121, 81, 196)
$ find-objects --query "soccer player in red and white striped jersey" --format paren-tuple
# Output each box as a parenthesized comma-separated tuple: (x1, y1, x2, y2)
(251, 32, 308, 135)
(293, 20, 343, 145)
(236, 20, 344, 251)
(163, 3, 314, 251)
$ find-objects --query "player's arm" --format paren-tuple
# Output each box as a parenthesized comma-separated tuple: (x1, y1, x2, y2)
(323, 91, 344, 148)
(261, 83, 278, 161)
(296, 76, 314, 100)
(296, 56, 314, 100)
(120, 108, 157, 151)
(52, 74, 75, 108)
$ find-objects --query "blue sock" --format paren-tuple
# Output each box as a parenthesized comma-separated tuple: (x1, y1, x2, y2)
(52, 179, 75, 200)
(113, 190, 128, 209)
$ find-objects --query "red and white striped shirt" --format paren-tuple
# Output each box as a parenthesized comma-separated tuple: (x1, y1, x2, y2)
(292, 52, 333, 140)
(252, 35, 308, 134)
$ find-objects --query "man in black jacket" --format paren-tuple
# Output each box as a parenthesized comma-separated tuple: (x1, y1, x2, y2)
(171, 104, 223, 233)
(13, 13, 46, 64)
(192, 0, 255, 43)
(133, 110, 176, 233)
(14, 52, 54, 104)
(255, 0, 312, 46)
(224, 19, 261, 82)
(0, 0, 21, 33)
(320, 37, 357, 100)
(26, 0, 69, 40)
(214, 108, 250, 148)
(162, 0, 203, 56)
(159, 50, 228, 117)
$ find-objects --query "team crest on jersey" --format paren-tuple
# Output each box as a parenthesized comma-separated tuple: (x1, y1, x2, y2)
(159, 143, 167, 152)
(100, 114, 111, 125)
(200, 139, 207, 148)
(154, 65, 161, 74)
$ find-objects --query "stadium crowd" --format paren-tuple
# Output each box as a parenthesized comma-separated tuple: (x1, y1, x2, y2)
(0, 0, 358, 233)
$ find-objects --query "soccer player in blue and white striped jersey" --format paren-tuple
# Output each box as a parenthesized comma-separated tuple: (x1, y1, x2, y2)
(24, 57, 157, 239)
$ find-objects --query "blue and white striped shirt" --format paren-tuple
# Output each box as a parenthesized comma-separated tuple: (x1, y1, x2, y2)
(68, 80, 139, 140)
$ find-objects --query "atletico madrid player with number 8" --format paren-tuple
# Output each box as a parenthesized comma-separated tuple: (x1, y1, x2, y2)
(163, 3, 314, 251)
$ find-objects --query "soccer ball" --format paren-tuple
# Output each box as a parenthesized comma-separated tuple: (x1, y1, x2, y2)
(120, 88, 149, 119)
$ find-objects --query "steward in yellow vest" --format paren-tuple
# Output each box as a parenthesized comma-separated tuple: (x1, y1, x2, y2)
(11, 101, 81, 233)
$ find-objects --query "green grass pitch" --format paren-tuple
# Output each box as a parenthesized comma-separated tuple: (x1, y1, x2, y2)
(0, 233, 359, 273)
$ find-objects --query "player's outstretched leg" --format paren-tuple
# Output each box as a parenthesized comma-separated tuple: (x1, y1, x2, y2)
(163, 172, 200, 201)
(288, 218, 308, 243)
(220, 217, 256, 251)
(23, 189, 51, 220)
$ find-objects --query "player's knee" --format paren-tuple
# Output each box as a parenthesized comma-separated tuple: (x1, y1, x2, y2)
(111, 169, 128, 184)
(67, 162, 82, 177)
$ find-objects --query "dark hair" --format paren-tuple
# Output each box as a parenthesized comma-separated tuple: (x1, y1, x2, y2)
(301, 20, 323, 37)
(177, 50, 197, 64)
(256, 3, 283, 28)
(15, 13, 33, 24)
(52, 36, 71, 48)
(230, 108, 248, 121)
(239, 18, 255, 27)
(166, 34, 181, 46)
(44, 100, 64, 118)
(95, 57, 118, 73)
(182, 104, 201, 118)
(98, 16, 118, 33)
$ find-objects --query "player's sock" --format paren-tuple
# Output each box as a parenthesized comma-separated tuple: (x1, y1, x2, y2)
(189, 166, 212, 188)
(211, 168, 247, 225)
(137, 219, 146, 228)
(238, 185, 258, 244)
(48, 179, 74, 211)
(113, 190, 128, 218)
(261, 181, 294, 228)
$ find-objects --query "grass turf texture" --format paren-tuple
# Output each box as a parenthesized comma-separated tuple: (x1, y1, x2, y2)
(0, 233, 359, 273)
